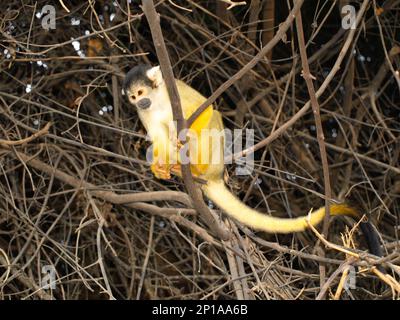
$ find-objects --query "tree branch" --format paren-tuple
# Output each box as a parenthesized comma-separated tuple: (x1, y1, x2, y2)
(186, 0, 304, 128)
(141, 0, 230, 240)
(0, 122, 51, 146)
(236, 0, 371, 159)
(295, 2, 332, 295)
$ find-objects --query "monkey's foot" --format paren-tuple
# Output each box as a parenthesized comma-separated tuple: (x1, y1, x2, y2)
(170, 164, 181, 176)
(151, 163, 172, 180)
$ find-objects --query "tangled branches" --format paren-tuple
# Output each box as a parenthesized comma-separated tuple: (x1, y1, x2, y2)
(0, 0, 399, 300)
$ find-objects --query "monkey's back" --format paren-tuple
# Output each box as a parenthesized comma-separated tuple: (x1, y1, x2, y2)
(176, 80, 225, 180)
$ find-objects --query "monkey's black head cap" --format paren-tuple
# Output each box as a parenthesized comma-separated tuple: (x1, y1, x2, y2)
(123, 64, 153, 92)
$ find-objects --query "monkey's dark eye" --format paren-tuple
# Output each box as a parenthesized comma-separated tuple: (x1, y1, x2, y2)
(138, 89, 143, 96)
(130, 95, 136, 100)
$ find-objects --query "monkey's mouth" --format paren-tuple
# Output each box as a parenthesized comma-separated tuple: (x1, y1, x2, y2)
(137, 98, 151, 110)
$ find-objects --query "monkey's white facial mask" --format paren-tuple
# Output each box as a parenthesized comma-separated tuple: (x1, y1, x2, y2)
(146, 66, 163, 88)
(126, 84, 152, 109)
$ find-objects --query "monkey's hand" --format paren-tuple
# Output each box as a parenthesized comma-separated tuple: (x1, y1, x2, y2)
(170, 163, 181, 176)
(151, 162, 172, 180)
(150, 162, 181, 179)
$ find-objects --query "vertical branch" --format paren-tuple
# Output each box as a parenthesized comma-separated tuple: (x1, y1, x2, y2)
(335, 57, 354, 198)
(261, 0, 275, 61)
(294, 1, 332, 295)
(237, 0, 370, 159)
(295, 7, 332, 228)
(141, 0, 230, 240)
(216, 1, 230, 25)
(247, 0, 261, 48)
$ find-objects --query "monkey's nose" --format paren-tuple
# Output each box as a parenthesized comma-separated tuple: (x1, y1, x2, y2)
(137, 98, 151, 109)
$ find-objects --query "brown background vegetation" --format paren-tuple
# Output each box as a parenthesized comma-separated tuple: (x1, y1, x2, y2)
(0, 0, 399, 299)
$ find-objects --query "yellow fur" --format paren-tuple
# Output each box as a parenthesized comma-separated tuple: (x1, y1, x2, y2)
(203, 180, 359, 233)
(126, 66, 361, 234)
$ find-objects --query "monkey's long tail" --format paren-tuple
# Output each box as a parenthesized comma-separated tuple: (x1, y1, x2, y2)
(203, 179, 382, 256)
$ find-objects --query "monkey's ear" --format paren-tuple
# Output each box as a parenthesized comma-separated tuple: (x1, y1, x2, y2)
(146, 66, 163, 87)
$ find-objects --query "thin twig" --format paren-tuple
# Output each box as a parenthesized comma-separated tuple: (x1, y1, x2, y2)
(295, 0, 332, 294)
(186, 0, 304, 128)
(136, 216, 154, 299)
(236, 0, 371, 159)
(0, 122, 51, 146)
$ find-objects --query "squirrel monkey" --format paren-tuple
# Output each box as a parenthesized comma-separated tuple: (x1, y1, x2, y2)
(123, 64, 382, 256)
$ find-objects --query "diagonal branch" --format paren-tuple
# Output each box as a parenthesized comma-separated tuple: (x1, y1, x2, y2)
(187, 0, 304, 128)
(141, 0, 230, 240)
(237, 0, 371, 159)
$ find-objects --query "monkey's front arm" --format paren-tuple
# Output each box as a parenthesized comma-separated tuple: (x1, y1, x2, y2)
(149, 124, 181, 179)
